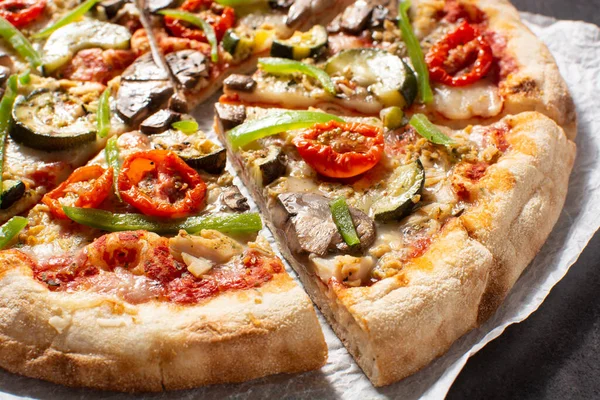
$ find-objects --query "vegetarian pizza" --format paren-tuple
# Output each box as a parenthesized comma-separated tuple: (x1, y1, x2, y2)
(0, 0, 577, 393)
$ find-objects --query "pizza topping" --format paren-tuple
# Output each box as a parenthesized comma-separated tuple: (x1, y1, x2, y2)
(117, 150, 207, 218)
(329, 197, 360, 247)
(409, 113, 454, 145)
(159, 9, 220, 62)
(398, 0, 433, 103)
(96, 88, 111, 138)
(141, 109, 182, 135)
(30, 230, 282, 305)
(59, 48, 137, 84)
(0, 16, 41, 68)
(33, 0, 99, 39)
(247, 144, 286, 187)
(105, 136, 121, 200)
(371, 160, 425, 222)
(0, 215, 27, 249)
(42, 165, 113, 219)
(325, 48, 417, 109)
(271, 24, 328, 60)
(273, 192, 375, 257)
(150, 130, 227, 174)
(431, 80, 503, 120)
(0, 75, 17, 196)
(426, 20, 493, 87)
(62, 206, 263, 234)
(169, 229, 243, 263)
(1, 179, 26, 209)
(258, 57, 336, 95)
(11, 89, 98, 151)
(292, 120, 383, 178)
(442, 0, 485, 25)
(0, 0, 45, 28)
(380, 106, 405, 130)
(41, 19, 132, 74)
(227, 110, 343, 149)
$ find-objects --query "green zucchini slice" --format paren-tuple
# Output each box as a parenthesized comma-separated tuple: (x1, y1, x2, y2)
(222, 29, 254, 63)
(11, 89, 97, 151)
(325, 48, 418, 108)
(0, 180, 25, 210)
(249, 145, 286, 187)
(151, 132, 227, 174)
(271, 25, 328, 60)
(371, 160, 425, 222)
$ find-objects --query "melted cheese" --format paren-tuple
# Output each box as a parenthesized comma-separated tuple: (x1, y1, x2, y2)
(432, 81, 504, 120)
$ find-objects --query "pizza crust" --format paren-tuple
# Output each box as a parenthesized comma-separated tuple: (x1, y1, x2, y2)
(0, 252, 327, 392)
(459, 112, 576, 321)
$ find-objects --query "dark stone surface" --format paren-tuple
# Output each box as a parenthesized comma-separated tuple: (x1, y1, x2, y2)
(448, 1, 600, 399)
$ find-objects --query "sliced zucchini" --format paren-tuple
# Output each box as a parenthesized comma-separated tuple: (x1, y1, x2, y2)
(371, 160, 425, 222)
(151, 132, 227, 174)
(42, 19, 132, 74)
(325, 48, 418, 108)
(271, 25, 328, 60)
(11, 90, 97, 151)
(0, 180, 25, 210)
(222, 29, 255, 63)
(380, 106, 405, 130)
(248, 145, 286, 186)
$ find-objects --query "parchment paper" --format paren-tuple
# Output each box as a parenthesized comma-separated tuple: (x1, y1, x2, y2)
(0, 13, 599, 400)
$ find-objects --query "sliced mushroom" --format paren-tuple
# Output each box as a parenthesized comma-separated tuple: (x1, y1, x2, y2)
(214, 103, 246, 132)
(340, 1, 373, 34)
(166, 50, 209, 89)
(221, 186, 250, 212)
(272, 192, 376, 257)
(140, 109, 181, 135)
(100, 0, 127, 19)
(369, 5, 390, 29)
(223, 74, 256, 92)
(146, 0, 177, 13)
(116, 54, 174, 124)
(121, 53, 168, 81)
(116, 80, 173, 124)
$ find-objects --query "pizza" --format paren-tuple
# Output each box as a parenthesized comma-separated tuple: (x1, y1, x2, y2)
(0, 0, 577, 393)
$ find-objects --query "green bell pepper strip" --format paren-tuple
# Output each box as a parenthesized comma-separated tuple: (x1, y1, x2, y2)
(158, 10, 218, 63)
(329, 197, 360, 247)
(0, 75, 18, 194)
(18, 69, 30, 85)
(105, 136, 121, 201)
(258, 57, 336, 96)
(172, 120, 199, 135)
(32, 0, 100, 39)
(409, 113, 454, 145)
(0, 216, 28, 249)
(227, 110, 344, 149)
(0, 17, 41, 68)
(398, 1, 433, 104)
(97, 88, 111, 138)
(63, 206, 263, 235)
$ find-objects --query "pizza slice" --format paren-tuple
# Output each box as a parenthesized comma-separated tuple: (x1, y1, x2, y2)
(215, 104, 575, 386)
(0, 120, 327, 391)
(220, 0, 576, 139)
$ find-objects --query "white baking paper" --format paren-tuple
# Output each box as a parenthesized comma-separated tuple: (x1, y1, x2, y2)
(1, 13, 599, 400)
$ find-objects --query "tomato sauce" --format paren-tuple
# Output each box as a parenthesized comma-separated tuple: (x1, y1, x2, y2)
(29, 233, 282, 305)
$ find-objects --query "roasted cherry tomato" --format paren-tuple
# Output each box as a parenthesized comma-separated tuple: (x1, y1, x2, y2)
(164, 0, 234, 43)
(442, 0, 485, 24)
(42, 165, 113, 220)
(425, 20, 493, 87)
(293, 120, 384, 179)
(0, 0, 46, 28)
(118, 150, 207, 218)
